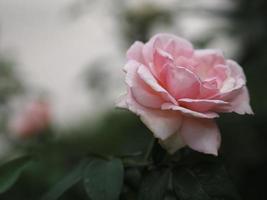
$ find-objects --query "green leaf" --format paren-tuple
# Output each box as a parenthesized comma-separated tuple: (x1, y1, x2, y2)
(138, 168, 171, 200)
(41, 159, 89, 200)
(173, 164, 241, 200)
(83, 157, 123, 200)
(0, 155, 33, 193)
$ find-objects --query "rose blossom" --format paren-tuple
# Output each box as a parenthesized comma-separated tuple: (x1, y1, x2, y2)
(9, 100, 51, 139)
(117, 33, 253, 155)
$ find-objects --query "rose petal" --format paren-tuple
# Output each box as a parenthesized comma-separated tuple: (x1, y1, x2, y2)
(116, 93, 128, 109)
(194, 49, 226, 80)
(124, 90, 182, 140)
(124, 61, 165, 108)
(164, 38, 193, 58)
(227, 59, 246, 81)
(174, 56, 197, 72)
(165, 66, 201, 99)
(180, 117, 221, 156)
(153, 48, 173, 80)
(230, 86, 254, 114)
(137, 65, 178, 105)
(199, 82, 219, 99)
(127, 41, 145, 64)
(161, 103, 219, 119)
(143, 33, 193, 65)
(220, 60, 246, 93)
(178, 98, 230, 112)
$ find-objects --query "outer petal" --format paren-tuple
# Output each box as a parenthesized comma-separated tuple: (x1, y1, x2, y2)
(126, 41, 145, 64)
(142, 33, 193, 65)
(124, 60, 165, 108)
(180, 117, 221, 156)
(116, 93, 128, 109)
(216, 61, 250, 109)
(230, 86, 254, 114)
(220, 60, 246, 93)
(227, 59, 246, 81)
(122, 90, 182, 140)
(161, 103, 219, 119)
(137, 65, 177, 105)
(178, 98, 230, 112)
(193, 49, 226, 80)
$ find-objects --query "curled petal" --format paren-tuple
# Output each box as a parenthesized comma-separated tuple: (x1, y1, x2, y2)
(124, 61, 165, 108)
(194, 49, 225, 66)
(161, 103, 218, 119)
(152, 48, 173, 80)
(220, 60, 246, 93)
(137, 65, 177, 105)
(121, 90, 182, 140)
(178, 98, 230, 112)
(230, 86, 254, 114)
(199, 83, 219, 99)
(165, 66, 201, 99)
(193, 49, 226, 80)
(116, 93, 128, 109)
(127, 41, 145, 64)
(143, 33, 193, 65)
(180, 117, 221, 156)
(227, 59, 246, 81)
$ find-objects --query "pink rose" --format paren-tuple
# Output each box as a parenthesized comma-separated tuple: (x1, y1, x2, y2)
(117, 33, 253, 155)
(9, 100, 51, 139)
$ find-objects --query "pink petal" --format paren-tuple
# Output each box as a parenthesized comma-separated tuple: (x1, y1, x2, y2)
(199, 82, 219, 99)
(178, 98, 230, 112)
(124, 61, 165, 108)
(194, 49, 225, 66)
(124, 90, 182, 140)
(127, 41, 145, 64)
(212, 64, 228, 82)
(174, 56, 197, 72)
(165, 66, 201, 99)
(226, 59, 246, 81)
(164, 37, 193, 58)
(193, 49, 226, 80)
(230, 86, 254, 114)
(137, 65, 177, 105)
(219, 60, 246, 94)
(142, 33, 193, 65)
(180, 117, 221, 156)
(116, 94, 128, 109)
(161, 103, 219, 119)
(153, 48, 173, 80)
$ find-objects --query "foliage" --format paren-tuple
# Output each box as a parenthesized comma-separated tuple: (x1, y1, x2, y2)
(0, 156, 33, 194)
(0, 112, 241, 200)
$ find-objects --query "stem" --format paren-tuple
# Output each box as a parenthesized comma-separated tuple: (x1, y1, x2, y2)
(144, 137, 156, 161)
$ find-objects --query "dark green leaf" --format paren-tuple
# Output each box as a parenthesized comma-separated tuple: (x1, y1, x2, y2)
(0, 155, 33, 193)
(138, 168, 171, 200)
(173, 167, 211, 200)
(173, 164, 241, 200)
(83, 157, 123, 200)
(41, 159, 89, 200)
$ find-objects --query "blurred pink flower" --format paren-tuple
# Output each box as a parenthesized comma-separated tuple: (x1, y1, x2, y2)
(117, 33, 253, 155)
(9, 100, 51, 139)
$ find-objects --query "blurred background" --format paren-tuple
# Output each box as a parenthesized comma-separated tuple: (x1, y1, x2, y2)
(0, 0, 266, 199)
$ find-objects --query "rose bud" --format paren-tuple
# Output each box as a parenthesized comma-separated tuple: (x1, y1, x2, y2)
(8, 100, 51, 139)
